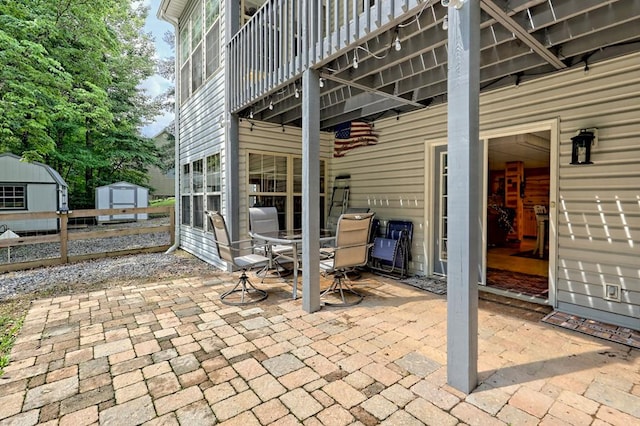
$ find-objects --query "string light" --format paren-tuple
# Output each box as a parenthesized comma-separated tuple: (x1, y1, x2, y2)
(268, 98, 273, 110)
(353, 50, 359, 69)
(394, 33, 402, 51)
(442, 15, 448, 30)
(319, 78, 325, 88)
(294, 86, 300, 98)
(249, 109, 254, 119)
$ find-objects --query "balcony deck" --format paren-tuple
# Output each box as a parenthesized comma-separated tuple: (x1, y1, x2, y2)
(228, 0, 640, 130)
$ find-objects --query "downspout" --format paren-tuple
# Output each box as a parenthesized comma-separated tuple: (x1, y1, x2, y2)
(159, 4, 181, 254)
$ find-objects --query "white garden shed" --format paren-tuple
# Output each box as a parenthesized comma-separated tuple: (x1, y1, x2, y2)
(95, 181, 148, 223)
(0, 153, 69, 232)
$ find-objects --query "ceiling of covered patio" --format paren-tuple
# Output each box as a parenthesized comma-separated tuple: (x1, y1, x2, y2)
(247, 0, 640, 131)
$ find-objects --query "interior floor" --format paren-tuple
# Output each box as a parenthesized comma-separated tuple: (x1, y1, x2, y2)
(487, 238, 548, 277)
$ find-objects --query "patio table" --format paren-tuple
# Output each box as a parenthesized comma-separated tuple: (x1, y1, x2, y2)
(249, 229, 335, 299)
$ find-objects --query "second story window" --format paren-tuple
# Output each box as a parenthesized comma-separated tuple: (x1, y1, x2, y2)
(180, 0, 221, 104)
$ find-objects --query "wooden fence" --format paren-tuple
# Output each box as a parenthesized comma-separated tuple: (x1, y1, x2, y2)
(0, 206, 175, 273)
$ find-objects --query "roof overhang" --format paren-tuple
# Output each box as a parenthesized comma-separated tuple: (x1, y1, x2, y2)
(157, 0, 189, 24)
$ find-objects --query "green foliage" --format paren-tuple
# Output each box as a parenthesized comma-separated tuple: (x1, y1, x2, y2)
(0, 313, 24, 376)
(0, 0, 162, 208)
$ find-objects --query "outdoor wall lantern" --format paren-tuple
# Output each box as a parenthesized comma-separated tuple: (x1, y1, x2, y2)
(570, 129, 596, 165)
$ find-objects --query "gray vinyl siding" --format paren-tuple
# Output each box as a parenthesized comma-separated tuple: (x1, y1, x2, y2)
(331, 52, 640, 328)
(177, 0, 226, 267)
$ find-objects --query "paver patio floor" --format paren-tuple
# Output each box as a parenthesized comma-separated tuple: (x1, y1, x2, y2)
(1, 272, 638, 425)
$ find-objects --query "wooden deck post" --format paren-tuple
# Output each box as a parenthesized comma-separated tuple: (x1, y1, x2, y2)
(446, 0, 481, 394)
(301, 68, 321, 313)
(59, 210, 69, 264)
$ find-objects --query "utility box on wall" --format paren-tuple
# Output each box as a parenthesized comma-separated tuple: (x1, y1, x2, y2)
(95, 182, 148, 223)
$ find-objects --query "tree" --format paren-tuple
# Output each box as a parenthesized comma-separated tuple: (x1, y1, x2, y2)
(0, 0, 161, 208)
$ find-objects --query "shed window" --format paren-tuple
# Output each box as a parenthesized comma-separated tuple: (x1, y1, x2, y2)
(0, 185, 26, 210)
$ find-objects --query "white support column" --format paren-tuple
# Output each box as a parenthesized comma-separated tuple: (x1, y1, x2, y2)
(302, 68, 321, 313)
(446, 0, 481, 394)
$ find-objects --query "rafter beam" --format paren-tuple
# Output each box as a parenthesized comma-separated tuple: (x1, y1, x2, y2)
(480, 0, 566, 69)
(320, 72, 425, 108)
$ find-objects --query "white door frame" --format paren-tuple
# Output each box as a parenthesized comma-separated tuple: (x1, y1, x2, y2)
(425, 118, 559, 307)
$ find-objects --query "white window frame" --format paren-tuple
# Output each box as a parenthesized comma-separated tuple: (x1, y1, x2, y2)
(179, 0, 221, 104)
(0, 185, 26, 210)
(181, 152, 222, 230)
(247, 151, 326, 230)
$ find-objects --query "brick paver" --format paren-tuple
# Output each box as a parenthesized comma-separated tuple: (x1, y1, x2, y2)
(0, 272, 638, 425)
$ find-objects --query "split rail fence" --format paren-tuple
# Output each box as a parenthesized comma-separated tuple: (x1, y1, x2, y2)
(0, 206, 175, 273)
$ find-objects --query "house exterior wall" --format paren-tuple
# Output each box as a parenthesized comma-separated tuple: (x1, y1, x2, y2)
(176, 0, 227, 267)
(148, 131, 175, 198)
(330, 52, 640, 328)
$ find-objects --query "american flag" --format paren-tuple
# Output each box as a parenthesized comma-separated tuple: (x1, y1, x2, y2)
(333, 121, 378, 157)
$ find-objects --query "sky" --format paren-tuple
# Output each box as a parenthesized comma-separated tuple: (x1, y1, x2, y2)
(139, 0, 175, 138)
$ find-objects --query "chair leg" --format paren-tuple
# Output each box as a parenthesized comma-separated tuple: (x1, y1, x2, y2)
(220, 271, 268, 306)
(321, 272, 363, 307)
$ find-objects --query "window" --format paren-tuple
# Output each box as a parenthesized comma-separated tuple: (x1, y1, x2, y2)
(181, 164, 191, 225)
(248, 152, 326, 230)
(0, 185, 26, 210)
(206, 153, 221, 231)
(181, 153, 221, 230)
(192, 159, 204, 229)
(179, 0, 220, 104)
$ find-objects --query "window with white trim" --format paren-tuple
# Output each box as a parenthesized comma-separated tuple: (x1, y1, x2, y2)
(192, 159, 204, 229)
(180, 0, 220, 104)
(181, 164, 191, 225)
(181, 153, 221, 230)
(248, 152, 326, 230)
(0, 185, 26, 210)
(206, 153, 222, 231)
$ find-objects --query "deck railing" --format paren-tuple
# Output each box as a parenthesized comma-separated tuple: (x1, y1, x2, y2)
(229, 0, 425, 112)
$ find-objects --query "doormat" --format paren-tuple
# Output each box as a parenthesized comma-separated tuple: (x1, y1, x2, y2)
(486, 267, 548, 299)
(400, 276, 447, 295)
(542, 311, 640, 349)
(511, 249, 549, 261)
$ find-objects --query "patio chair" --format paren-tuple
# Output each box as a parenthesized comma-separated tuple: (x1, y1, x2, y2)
(320, 212, 375, 306)
(369, 220, 413, 278)
(206, 211, 269, 305)
(249, 206, 294, 281)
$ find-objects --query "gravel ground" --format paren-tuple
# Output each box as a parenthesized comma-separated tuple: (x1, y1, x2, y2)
(2, 218, 172, 264)
(0, 250, 218, 301)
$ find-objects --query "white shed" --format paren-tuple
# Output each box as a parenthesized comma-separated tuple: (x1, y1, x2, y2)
(95, 181, 148, 223)
(0, 153, 69, 232)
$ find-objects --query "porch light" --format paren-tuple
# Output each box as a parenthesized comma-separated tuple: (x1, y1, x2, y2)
(441, 0, 465, 9)
(570, 129, 596, 165)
